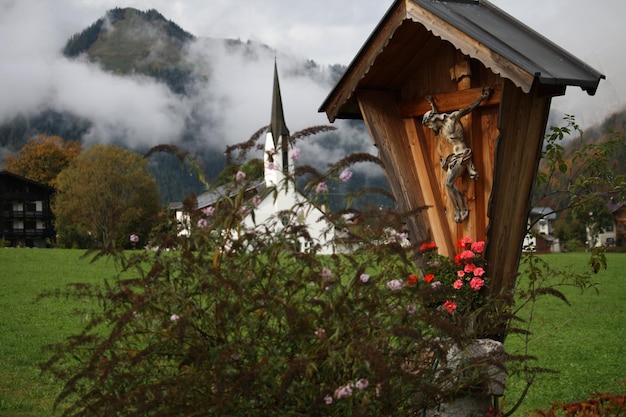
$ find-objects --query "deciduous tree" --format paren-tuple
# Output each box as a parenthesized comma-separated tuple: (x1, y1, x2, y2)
(3, 134, 82, 187)
(53, 144, 160, 248)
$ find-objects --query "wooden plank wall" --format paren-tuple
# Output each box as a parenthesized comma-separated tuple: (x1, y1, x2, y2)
(375, 43, 502, 258)
(354, 36, 551, 341)
(357, 91, 433, 249)
(486, 80, 552, 299)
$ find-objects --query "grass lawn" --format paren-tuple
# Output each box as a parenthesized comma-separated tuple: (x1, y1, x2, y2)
(0, 249, 624, 416)
(0, 249, 117, 417)
(504, 252, 626, 415)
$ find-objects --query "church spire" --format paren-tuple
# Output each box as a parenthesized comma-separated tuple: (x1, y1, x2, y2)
(270, 60, 290, 144)
(264, 61, 293, 187)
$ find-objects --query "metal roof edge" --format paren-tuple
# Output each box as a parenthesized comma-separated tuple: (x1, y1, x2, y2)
(480, 0, 605, 94)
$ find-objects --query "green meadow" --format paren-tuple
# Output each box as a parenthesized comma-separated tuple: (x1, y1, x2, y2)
(0, 249, 624, 416)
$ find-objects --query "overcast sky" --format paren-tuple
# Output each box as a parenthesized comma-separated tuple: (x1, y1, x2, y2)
(1, 0, 624, 154)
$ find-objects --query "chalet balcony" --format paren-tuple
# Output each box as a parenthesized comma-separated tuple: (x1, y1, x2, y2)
(2, 228, 55, 238)
(1, 210, 53, 219)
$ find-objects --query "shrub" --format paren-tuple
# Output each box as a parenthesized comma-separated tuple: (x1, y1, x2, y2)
(530, 391, 626, 417)
(42, 171, 502, 417)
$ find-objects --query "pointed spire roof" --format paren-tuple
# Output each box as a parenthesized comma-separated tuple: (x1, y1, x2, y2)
(270, 60, 290, 146)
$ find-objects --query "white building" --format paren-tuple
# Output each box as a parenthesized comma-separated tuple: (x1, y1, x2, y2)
(241, 62, 335, 254)
(524, 206, 560, 253)
(171, 63, 335, 254)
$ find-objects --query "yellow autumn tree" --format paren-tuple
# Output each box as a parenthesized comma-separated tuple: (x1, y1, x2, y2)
(4, 134, 82, 187)
(53, 144, 161, 248)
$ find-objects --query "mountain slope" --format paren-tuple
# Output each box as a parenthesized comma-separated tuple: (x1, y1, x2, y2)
(64, 8, 193, 72)
(63, 7, 196, 94)
(0, 7, 355, 205)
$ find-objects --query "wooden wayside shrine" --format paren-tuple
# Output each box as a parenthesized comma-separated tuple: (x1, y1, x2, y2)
(320, 0, 603, 339)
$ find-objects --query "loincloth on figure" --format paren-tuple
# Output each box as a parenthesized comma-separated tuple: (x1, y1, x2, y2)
(440, 148, 473, 171)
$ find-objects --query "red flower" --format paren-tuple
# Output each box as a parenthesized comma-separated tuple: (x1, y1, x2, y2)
(473, 267, 485, 277)
(454, 253, 462, 266)
(464, 263, 476, 273)
(424, 273, 435, 283)
(471, 240, 485, 254)
(443, 300, 457, 314)
(457, 236, 472, 248)
(420, 242, 437, 251)
(453, 279, 464, 289)
(407, 274, 419, 286)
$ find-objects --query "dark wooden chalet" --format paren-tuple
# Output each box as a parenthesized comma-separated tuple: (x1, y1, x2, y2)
(319, 0, 603, 338)
(0, 170, 55, 247)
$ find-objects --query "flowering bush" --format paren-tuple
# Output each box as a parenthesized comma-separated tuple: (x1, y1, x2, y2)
(44, 196, 488, 416)
(42, 132, 502, 416)
(419, 237, 488, 322)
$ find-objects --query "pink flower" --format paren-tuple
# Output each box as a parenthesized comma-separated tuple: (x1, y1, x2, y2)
(464, 263, 476, 273)
(322, 268, 332, 279)
(267, 162, 277, 170)
(360, 273, 370, 283)
(197, 218, 208, 228)
(289, 147, 300, 161)
(202, 206, 215, 216)
(453, 279, 464, 289)
(324, 394, 333, 405)
(473, 267, 485, 277)
(339, 168, 353, 182)
(457, 270, 465, 278)
(355, 378, 369, 390)
(386, 279, 403, 291)
(315, 182, 328, 193)
(334, 384, 353, 399)
(252, 195, 262, 207)
(170, 314, 180, 322)
(129, 234, 139, 243)
(471, 240, 485, 254)
(470, 277, 485, 291)
(442, 300, 457, 314)
(459, 250, 475, 261)
(236, 171, 246, 181)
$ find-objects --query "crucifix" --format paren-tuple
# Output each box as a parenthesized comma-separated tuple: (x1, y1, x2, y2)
(422, 87, 492, 223)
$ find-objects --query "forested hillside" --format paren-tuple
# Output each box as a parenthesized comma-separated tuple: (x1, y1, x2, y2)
(0, 7, 354, 205)
(532, 109, 626, 211)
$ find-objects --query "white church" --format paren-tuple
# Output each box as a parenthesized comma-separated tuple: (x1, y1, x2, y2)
(172, 63, 336, 254)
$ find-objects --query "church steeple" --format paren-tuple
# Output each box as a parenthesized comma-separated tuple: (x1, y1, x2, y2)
(270, 60, 290, 144)
(265, 61, 292, 187)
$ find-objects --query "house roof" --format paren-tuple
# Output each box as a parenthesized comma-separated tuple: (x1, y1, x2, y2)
(168, 181, 265, 211)
(0, 170, 55, 192)
(607, 201, 626, 214)
(319, 0, 605, 121)
(530, 206, 556, 221)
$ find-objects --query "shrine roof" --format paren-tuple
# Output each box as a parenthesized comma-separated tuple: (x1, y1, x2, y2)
(319, 0, 605, 121)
